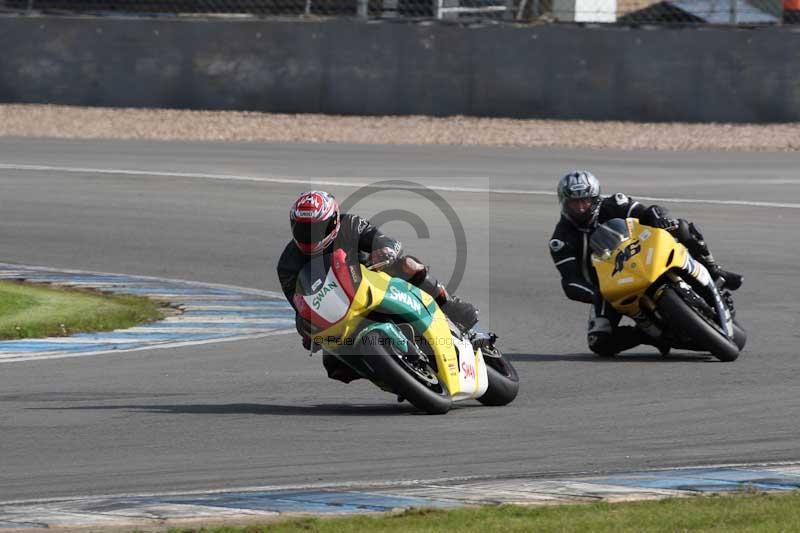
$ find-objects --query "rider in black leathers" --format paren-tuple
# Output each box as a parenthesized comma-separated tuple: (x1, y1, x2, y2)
(277, 190, 479, 382)
(550, 171, 743, 357)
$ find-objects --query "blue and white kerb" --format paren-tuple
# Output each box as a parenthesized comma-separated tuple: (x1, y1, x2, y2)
(0, 263, 295, 363)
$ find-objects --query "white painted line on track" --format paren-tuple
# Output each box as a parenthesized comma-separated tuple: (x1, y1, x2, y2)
(161, 317, 290, 324)
(0, 262, 287, 299)
(2, 162, 800, 209)
(181, 305, 275, 311)
(631, 195, 800, 209)
(152, 294, 274, 301)
(126, 327, 274, 334)
(0, 329, 294, 363)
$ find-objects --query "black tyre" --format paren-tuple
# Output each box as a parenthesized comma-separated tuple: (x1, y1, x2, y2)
(477, 346, 520, 407)
(361, 331, 452, 415)
(732, 320, 747, 351)
(657, 287, 740, 362)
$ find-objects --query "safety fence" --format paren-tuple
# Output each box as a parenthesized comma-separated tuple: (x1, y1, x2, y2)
(2, 0, 797, 23)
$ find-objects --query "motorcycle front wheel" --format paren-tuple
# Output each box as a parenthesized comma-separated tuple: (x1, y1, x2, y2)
(477, 345, 520, 407)
(657, 287, 740, 362)
(361, 330, 452, 415)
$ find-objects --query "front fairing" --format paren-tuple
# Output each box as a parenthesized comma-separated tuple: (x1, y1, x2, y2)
(293, 249, 441, 347)
(592, 218, 688, 315)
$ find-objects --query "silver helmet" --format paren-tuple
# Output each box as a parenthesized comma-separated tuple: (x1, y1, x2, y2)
(557, 170, 601, 228)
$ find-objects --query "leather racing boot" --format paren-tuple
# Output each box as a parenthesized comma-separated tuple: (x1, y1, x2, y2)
(322, 353, 361, 384)
(440, 295, 480, 333)
(696, 252, 743, 291)
(589, 326, 670, 357)
(410, 269, 479, 332)
(393, 256, 479, 333)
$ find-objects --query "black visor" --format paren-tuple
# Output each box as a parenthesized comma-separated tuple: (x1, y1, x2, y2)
(564, 196, 600, 226)
(292, 218, 337, 245)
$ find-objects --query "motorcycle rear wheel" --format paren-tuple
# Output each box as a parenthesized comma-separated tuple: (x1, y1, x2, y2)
(477, 346, 520, 407)
(361, 331, 452, 414)
(658, 287, 740, 362)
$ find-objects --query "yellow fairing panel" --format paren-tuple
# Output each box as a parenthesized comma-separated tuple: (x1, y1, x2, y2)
(593, 220, 687, 315)
(421, 301, 462, 395)
(314, 266, 390, 351)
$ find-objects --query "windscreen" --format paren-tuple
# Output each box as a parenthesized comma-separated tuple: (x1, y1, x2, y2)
(590, 218, 631, 257)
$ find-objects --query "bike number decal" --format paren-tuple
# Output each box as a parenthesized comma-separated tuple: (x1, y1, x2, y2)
(612, 240, 642, 276)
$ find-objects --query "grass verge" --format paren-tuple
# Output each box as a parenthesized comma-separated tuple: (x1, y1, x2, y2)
(0, 280, 164, 339)
(164, 491, 800, 533)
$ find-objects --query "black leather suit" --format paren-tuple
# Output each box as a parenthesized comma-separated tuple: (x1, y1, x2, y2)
(549, 193, 671, 356)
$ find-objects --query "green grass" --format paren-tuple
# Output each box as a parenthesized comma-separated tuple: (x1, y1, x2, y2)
(0, 280, 164, 339)
(164, 491, 800, 533)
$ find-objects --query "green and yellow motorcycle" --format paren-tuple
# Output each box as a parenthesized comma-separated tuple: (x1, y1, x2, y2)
(293, 248, 519, 414)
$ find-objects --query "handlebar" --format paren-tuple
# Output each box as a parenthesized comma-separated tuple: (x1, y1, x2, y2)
(367, 260, 393, 272)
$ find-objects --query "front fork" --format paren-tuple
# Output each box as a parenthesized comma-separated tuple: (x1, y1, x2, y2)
(470, 330, 498, 353)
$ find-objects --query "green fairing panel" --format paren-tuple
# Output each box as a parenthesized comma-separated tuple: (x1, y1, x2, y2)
(377, 278, 436, 334)
(355, 321, 408, 352)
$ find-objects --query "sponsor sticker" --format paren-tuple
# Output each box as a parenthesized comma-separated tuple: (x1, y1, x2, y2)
(461, 361, 476, 380)
(312, 280, 339, 310)
(388, 285, 422, 313)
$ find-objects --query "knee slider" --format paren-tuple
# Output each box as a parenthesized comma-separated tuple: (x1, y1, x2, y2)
(588, 316, 615, 355)
(588, 331, 616, 356)
(588, 316, 613, 335)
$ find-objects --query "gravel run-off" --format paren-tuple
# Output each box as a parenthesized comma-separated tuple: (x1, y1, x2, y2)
(1, 104, 799, 151)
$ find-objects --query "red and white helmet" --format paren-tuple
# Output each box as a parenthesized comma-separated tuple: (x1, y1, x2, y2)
(290, 191, 340, 255)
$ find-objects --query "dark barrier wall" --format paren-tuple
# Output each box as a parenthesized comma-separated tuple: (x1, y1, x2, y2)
(1, 15, 798, 123)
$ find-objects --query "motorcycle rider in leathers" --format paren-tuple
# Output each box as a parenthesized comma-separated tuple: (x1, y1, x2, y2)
(277, 190, 479, 382)
(550, 171, 743, 357)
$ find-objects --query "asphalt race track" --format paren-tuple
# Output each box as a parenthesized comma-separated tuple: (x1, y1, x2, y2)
(0, 137, 798, 502)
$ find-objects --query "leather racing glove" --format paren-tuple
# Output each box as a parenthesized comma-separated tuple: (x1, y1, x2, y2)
(368, 247, 399, 269)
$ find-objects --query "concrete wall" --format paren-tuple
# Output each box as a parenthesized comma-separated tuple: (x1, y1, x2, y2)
(1, 15, 798, 123)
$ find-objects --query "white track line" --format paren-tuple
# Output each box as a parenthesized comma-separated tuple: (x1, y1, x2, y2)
(2, 163, 799, 209)
(0, 329, 294, 364)
(0, 262, 286, 299)
(125, 327, 272, 334)
(180, 305, 275, 311)
(161, 317, 289, 324)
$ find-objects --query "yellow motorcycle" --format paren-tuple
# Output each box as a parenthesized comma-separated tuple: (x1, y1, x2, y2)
(293, 248, 519, 414)
(590, 218, 746, 362)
